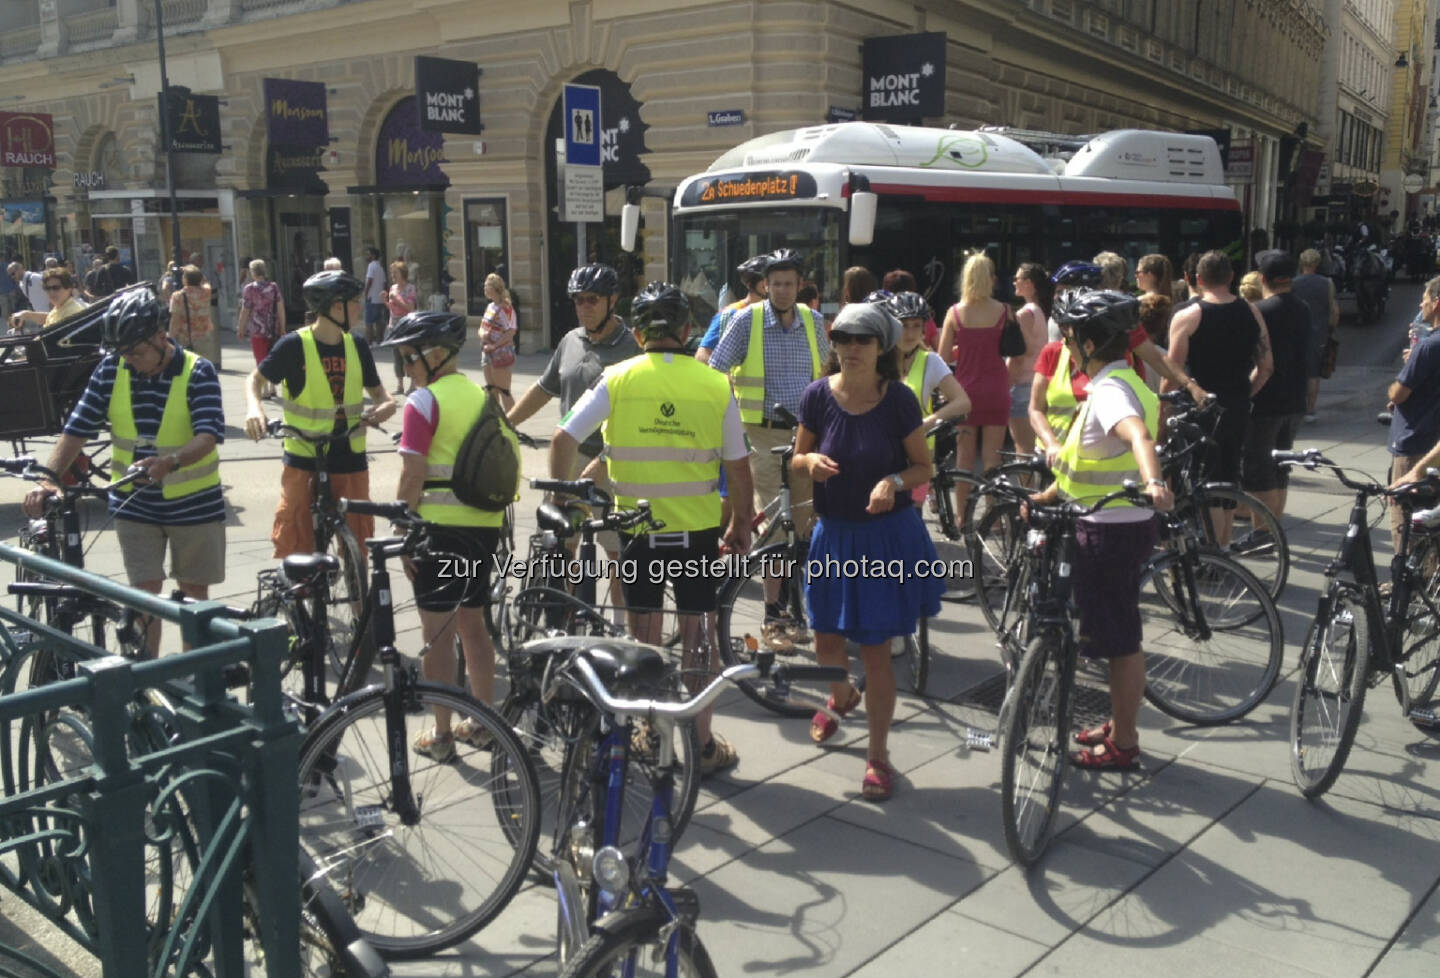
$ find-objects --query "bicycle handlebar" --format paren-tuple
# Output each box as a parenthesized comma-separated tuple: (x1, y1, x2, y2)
(337, 498, 414, 522)
(265, 417, 383, 442)
(1274, 449, 1440, 502)
(12, 460, 145, 497)
(531, 478, 611, 507)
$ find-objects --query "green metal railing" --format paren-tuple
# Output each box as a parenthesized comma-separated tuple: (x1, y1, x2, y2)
(0, 542, 300, 977)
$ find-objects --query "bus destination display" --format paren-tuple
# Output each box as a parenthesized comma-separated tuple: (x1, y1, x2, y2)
(681, 170, 818, 207)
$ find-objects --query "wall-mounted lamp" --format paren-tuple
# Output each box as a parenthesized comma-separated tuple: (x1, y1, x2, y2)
(1397, 53, 1410, 68)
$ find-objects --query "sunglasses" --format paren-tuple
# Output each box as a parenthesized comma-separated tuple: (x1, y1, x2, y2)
(572, 294, 603, 307)
(400, 350, 427, 364)
(832, 333, 876, 346)
(43, 284, 65, 292)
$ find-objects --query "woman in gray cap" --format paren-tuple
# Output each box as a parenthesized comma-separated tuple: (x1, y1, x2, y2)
(793, 301, 945, 801)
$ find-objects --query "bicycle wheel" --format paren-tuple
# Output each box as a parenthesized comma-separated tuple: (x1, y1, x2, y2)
(1291, 587, 1370, 799)
(715, 543, 813, 718)
(323, 527, 371, 678)
(484, 504, 518, 657)
(1000, 629, 1073, 867)
(1140, 551, 1284, 725)
(1193, 485, 1289, 601)
(1398, 534, 1440, 710)
(296, 684, 541, 958)
(971, 498, 1023, 638)
(558, 906, 718, 978)
(894, 617, 929, 697)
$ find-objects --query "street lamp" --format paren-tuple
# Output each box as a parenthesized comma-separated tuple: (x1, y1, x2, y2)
(153, 0, 183, 281)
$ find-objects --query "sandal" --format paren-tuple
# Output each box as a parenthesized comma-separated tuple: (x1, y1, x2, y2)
(413, 728, 456, 762)
(810, 685, 862, 745)
(1074, 721, 1112, 747)
(454, 717, 494, 750)
(1069, 736, 1140, 770)
(862, 758, 897, 801)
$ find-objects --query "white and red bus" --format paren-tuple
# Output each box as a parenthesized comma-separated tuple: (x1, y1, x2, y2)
(659, 123, 1242, 321)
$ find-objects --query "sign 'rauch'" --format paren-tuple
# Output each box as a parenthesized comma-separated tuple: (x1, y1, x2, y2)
(0, 112, 56, 168)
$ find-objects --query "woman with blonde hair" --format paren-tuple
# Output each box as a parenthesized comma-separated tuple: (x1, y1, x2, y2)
(480, 272, 517, 410)
(937, 252, 1011, 529)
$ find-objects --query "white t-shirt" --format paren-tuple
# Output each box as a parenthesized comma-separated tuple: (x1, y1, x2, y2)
(913, 351, 951, 406)
(1073, 361, 1152, 524)
(23, 271, 49, 313)
(364, 260, 385, 304)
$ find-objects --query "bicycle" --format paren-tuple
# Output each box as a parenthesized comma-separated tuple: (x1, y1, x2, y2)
(292, 499, 542, 958)
(549, 640, 847, 975)
(1276, 449, 1440, 799)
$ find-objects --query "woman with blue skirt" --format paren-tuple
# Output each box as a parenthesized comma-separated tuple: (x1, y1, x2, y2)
(794, 302, 945, 801)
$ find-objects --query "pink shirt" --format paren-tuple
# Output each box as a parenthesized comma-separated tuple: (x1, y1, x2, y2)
(398, 387, 439, 457)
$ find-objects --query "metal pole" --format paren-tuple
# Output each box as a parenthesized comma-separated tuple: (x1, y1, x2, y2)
(154, 0, 183, 278)
(577, 218, 586, 269)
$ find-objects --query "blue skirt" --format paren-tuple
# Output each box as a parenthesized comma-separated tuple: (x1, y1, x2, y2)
(805, 507, 945, 645)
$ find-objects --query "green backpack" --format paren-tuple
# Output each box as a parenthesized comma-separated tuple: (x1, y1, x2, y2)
(450, 389, 521, 511)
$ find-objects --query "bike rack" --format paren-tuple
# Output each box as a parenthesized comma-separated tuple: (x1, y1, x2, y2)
(0, 542, 300, 978)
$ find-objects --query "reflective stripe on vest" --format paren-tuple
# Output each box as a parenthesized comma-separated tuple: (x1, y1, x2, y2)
(109, 349, 221, 499)
(732, 303, 821, 425)
(1045, 343, 1081, 442)
(603, 352, 730, 533)
(418, 372, 506, 527)
(904, 350, 938, 446)
(1052, 366, 1158, 507)
(282, 328, 364, 458)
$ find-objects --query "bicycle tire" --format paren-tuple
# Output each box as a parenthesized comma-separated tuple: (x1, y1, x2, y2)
(895, 618, 929, 697)
(1000, 629, 1073, 867)
(558, 905, 718, 978)
(296, 683, 541, 958)
(1190, 485, 1289, 601)
(715, 543, 813, 717)
(484, 505, 519, 657)
(1140, 551, 1284, 725)
(324, 526, 372, 679)
(1291, 587, 1370, 799)
(971, 498, 1023, 638)
(1398, 534, 1440, 710)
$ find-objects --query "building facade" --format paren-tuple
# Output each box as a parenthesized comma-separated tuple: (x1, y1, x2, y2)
(0, 0, 1326, 348)
(1379, 0, 1438, 229)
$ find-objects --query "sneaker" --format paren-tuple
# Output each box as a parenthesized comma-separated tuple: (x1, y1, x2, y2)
(413, 728, 456, 762)
(784, 621, 813, 646)
(761, 621, 795, 653)
(1304, 413, 1318, 424)
(454, 717, 494, 750)
(699, 734, 739, 776)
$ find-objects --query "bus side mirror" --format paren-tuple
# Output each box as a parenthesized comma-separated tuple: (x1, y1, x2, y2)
(848, 191, 877, 247)
(620, 202, 641, 252)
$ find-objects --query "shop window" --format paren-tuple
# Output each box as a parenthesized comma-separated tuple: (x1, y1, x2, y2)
(463, 198, 509, 316)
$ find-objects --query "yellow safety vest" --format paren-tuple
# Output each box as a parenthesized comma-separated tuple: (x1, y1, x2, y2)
(903, 349, 939, 448)
(419, 372, 510, 528)
(1052, 366, 1158, 507)
(604, 351, 730, 533)
(732, 303, 821, 425)
(281, 327, 364, 459)
(109, 348, 221, 499)
(1045, 343, 1082, 443)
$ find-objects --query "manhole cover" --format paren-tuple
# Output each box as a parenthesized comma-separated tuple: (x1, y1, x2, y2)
(953, 669, 1112, 731)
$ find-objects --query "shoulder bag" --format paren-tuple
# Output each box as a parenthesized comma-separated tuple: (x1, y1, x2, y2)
(999, 306, 1027, 358)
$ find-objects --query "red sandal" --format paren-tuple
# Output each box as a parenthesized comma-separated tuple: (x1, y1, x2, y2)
(1069, 736, 1140, 770)
(862, 758, 897, 801)
(810, 685, 862, 745)
(1073, 722, 1112, 747)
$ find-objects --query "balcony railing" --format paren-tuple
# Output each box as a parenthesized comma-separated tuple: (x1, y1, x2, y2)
(0, 25, 41, 62)
(141, 0, 210, 29)
(66, 8, 119, 48)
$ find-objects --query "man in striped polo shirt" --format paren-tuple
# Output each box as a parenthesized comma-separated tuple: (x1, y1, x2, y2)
(22, 288, 226, 654)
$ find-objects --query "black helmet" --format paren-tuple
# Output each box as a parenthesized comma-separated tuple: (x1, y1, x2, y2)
(101, 287, 165, 351)
(302, 270, 364, 314)
(1051, 261, 1104, 288)
(764, 248, 803, 276)
(630, 282, 691, 340)
(1052, 288, 1139, 351)
(887, 291, 931, 322)
(567, 263, 619, 296)
(377, 310, 468, 352)
(736, 255, 769, 284)
(862, 289, 893, 304)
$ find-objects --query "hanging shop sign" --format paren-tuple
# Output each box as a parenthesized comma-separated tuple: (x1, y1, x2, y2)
(0, 112, 56, 168)
(375, 96, 449, 187)
(267, 144, 328, 192)
(1226, 138, 1255, 182)
(263, 78, 328, 147)
(415, 56, 483, 135)
(160, 88, 222, 154)
(860, 32, 947, 122)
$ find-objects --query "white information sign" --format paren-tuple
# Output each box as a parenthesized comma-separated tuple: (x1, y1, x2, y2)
(563, 165, 604, 223)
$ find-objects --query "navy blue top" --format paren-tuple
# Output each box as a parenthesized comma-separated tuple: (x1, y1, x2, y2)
(799, 377, 922, 522)
(1392, 332, 1440, 456)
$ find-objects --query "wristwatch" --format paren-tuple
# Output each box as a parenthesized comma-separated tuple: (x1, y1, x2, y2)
(1146, 477, 1166, 489)
(889, 474, 905, 490)
(165, 453, 181, 470)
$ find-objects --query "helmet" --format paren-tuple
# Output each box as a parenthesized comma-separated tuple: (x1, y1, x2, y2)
(567, 263, 619, 296)
(630, 282, 691, 340)
(1052, 288, 1139, 351)
(886, 291, 931, 322)
(736, 255, 769, 284)
(376, 310, 468, 352)
(763, 248, 804, 276)
(1051, 261, 1104, 288)
(101, 287, 166, 351)
(862, 289, 893, 304)
(302, 271, 364, 314)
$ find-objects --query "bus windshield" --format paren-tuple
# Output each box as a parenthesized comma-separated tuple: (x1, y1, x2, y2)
(674, 206, 842, 326)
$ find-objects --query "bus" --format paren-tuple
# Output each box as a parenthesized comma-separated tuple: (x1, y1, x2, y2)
(653, 123, 1242, 321)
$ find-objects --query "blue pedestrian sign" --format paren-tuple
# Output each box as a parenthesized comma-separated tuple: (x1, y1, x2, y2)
(563, 83, 602, 168)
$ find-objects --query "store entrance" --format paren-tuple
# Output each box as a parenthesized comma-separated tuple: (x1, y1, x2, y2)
(276, 209, 324, 327)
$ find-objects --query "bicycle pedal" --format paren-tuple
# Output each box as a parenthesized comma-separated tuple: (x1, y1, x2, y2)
(1408, 705, 1440, 728)
(965, 728, 994, 752)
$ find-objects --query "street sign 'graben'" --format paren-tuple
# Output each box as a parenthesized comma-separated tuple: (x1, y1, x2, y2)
(0, 112, 55, 168)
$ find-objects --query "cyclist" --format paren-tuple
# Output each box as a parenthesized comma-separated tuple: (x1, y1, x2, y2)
(383, 310, 519, 759)
(242, 270, 396, 558)
(22, 287, 227, 654)
(696, 254, 768, 365)
(708, 248, 829, 652)
(551, 282, 754, 776)
(1026, 289, 1172, 770)
(891, 290, 971, 504)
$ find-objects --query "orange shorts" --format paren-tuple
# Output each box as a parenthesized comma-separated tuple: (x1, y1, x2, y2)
(273, 466, 376, 558)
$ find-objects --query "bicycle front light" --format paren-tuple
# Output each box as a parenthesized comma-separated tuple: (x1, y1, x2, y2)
(592, 845, 630, 897)
(1025, 528, 1047, 554)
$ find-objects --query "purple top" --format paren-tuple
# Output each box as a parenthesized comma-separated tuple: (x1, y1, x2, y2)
(799, 376, 923, 522)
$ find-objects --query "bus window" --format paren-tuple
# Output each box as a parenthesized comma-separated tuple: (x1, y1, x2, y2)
(673, 207, 842, 318)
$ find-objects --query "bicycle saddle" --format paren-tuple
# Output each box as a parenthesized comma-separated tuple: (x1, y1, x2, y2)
(581, 642, 669, 692)
(281, 552, 340, 585)
(537, 501, 578, 538)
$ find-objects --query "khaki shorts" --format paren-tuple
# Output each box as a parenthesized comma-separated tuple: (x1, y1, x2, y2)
(115, 518, 227, 586)
(745, 423, 813, 536)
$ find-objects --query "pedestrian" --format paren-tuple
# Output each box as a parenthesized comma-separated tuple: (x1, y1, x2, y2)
(891, 290, 971, 502)
(12, 259, 49, 315)
(1293, 248, 1340, 422)
(551, 283, 753, 776)
(1031, 289, 1171, 770)
(237, 259, 285, 399)
(1241, 250, 1311, 521)
(168, 264, 220, 367)
(9, 267, 85, 334)
(1093, 251, 1130, 292)
(707, 248, 829, 652)
(840, 265, 878, 308)
(696, 255, 767, 364)
(242, 271, 397, 558)
(362, 247, 386, 344)
(91, 245, 135, 298)
(936, 252, 1010, 526)
(81, 257, 105, 301)
(883, 268, 938, 350)
(21, 289, 226, 655)
(384, 261, 419, 395)
(1008, 263, 1052, 459)
(0, 253, 16, 324)
(1137, 293, 1173, 353)
(1386, 276, 1440, 552)
(1238, 270, 1263, 302)
(381, 311, 516, 758)
(1166, 250, 1274, 547)
(480, 272, 517, 411)
(1135, 254, 1174, 300)
(797, 301, 943, 800)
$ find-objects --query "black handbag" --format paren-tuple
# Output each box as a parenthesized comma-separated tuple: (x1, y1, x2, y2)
(999, 308, 1026, 357)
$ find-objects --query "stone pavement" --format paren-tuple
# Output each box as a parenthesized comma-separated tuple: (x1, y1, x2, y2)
(2, 307, 1439, 977)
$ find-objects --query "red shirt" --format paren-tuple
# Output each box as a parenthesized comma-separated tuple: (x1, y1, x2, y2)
(1033, 327, 1148, 399)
